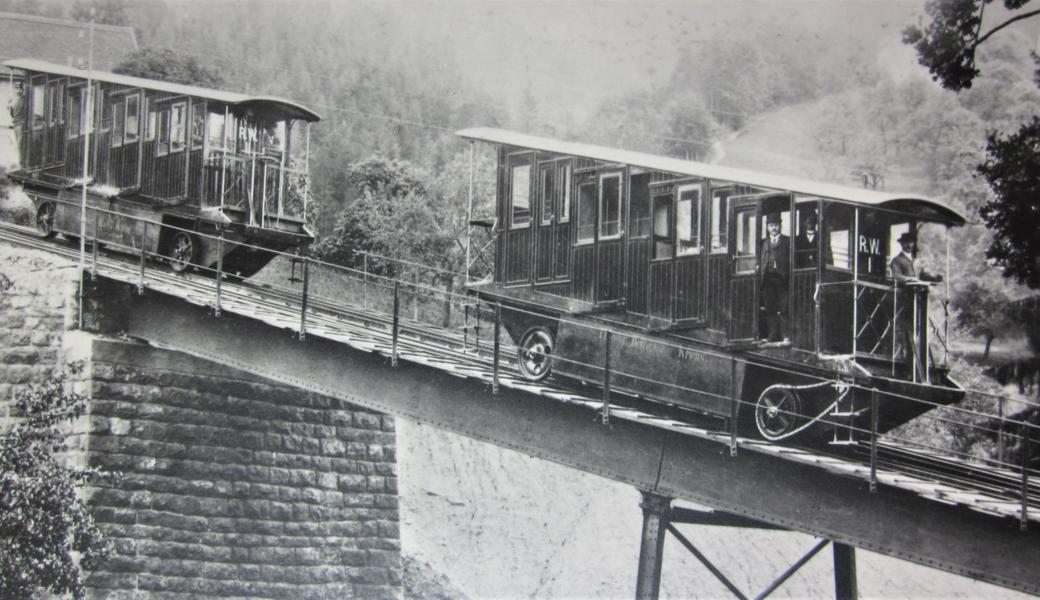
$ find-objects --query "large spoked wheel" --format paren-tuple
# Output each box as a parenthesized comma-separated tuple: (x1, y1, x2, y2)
(167, 231, 197, 273)
(35, 202, 56, 238)
(516, 327, 555, 382)
(755, 386, 803, 441)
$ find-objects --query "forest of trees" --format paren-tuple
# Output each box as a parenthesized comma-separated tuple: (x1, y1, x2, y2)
(2, 0, 1038, 352)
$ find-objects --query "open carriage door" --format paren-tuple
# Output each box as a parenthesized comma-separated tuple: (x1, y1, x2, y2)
(728, 197, 760, 341)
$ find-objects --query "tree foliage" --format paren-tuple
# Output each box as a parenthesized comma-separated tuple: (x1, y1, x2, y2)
(977, 117, 1040, 288)
(113, 47, 223, 88)
(903, 0, 1040, 91)
(0, 364, 113, 600)
(905, 0, 1040, 289)
(953, 280, 1020, 359)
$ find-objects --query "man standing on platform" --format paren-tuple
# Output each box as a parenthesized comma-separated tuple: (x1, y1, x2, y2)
(758, 212, 790, 343)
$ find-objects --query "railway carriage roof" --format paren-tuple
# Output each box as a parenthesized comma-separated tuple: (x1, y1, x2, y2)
(5, 58, 320, 122)
(457, 127, 966, 226)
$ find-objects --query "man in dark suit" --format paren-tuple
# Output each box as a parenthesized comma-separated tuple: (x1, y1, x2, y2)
(795, 213, 830, 268)
(889, 232, 918, 281)
(758, 212, 790, 342)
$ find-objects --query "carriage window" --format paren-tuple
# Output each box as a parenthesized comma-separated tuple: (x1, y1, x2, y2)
(629, 175, 651, 238)
(99, 92, 110, 132)
(576, 181, 597, 243)
(191, 103, 206, 150)
(47, 81, 63, 126)
(208, 111, 226, 150)
(676, 184, 702, 256)
(558, 163, 571, 223)
(734, 208, 757, 274)
(710, 190, 729, 254)
(599, 173, 622, 239)
(170, 101, 187, 152)
(652, 195, 673, 259)
(31, 80, 45, 130)
(111, 99, 125, 147)
(125, 94, 140, 144)
(540, 165, 555, 225)
(824, 204, 853, 270)
(262, 121, 284, 154)
(510, 163, 531, 228)
(146, 107, 157, 142)
(67, 88, 83, 139)
(156, 108, 170, 155)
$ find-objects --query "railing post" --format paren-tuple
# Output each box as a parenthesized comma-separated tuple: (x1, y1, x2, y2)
(362, 253, 369, 310)
(90, 208, 99, 280)
(999, 395, 1006, 464)
(870, 388, 879, 493)
(602, 331, 612, 425)
(729, 356, 738, 456)
(1022, 421, 1031, 531)
(298, 256, 310, 341)
(137, 221, 147, 295)
(392, 279, 400, 367)
(413, 271, 420, 321)
(214, 233, 223, 317)
(492, 302, 501, 395)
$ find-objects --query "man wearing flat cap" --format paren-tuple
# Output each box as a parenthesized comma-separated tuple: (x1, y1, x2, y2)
(758, 212, 790, 342)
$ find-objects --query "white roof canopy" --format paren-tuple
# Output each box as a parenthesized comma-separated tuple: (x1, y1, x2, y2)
(457, 127, 966, 226)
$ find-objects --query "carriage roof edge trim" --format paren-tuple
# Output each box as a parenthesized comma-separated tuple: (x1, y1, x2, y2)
(457, 127, 967, 227)
(5, 58, 321, 122)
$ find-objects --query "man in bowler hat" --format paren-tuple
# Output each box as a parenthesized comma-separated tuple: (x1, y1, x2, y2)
(758, 212, 790, 342)
(890, 232, 918, 281)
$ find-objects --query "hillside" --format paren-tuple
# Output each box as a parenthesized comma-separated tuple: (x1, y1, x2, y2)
(395, 90, 1033, 597)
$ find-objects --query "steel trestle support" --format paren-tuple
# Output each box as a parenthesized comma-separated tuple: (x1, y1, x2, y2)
(634, 494, 857, 600)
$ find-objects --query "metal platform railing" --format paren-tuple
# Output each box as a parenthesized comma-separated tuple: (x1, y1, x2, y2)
(9, 199, 1040, 529)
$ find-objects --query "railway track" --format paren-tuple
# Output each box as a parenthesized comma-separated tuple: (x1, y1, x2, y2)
(2, 221, 1038, 523)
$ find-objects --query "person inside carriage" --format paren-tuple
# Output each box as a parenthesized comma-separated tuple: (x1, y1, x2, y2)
(795, 212, 832, 268)
(758, 212, 790, 343)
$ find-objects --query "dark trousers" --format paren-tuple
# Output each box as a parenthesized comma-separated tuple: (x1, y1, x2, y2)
(760, 273, 787, 342)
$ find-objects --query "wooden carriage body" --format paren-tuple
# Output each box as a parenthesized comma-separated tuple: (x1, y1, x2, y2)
(5, 58, 320, 275)
(459, 128, 967, 439)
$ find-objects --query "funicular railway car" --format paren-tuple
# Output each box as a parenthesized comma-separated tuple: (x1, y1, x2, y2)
(458, 127, 967, 442)
(5, 58, 320, 276)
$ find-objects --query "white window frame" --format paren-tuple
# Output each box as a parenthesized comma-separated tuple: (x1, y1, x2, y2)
(558, 163, 571, 223)
(676, 183, 703, 256)
(509, 162, 531, 230)
(598, 172, 623, 241)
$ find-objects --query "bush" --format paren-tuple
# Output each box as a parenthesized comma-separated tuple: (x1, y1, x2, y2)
(0, 364, 113, 600)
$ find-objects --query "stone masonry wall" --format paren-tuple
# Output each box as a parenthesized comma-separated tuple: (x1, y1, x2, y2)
(0, 241, 402, 598)
(81, 339, 401, 598)
(0, 242, 77, 417)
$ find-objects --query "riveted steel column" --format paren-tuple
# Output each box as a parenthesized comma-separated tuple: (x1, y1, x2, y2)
(635, 492, 671, 600)
(833, 542, 858, 600)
